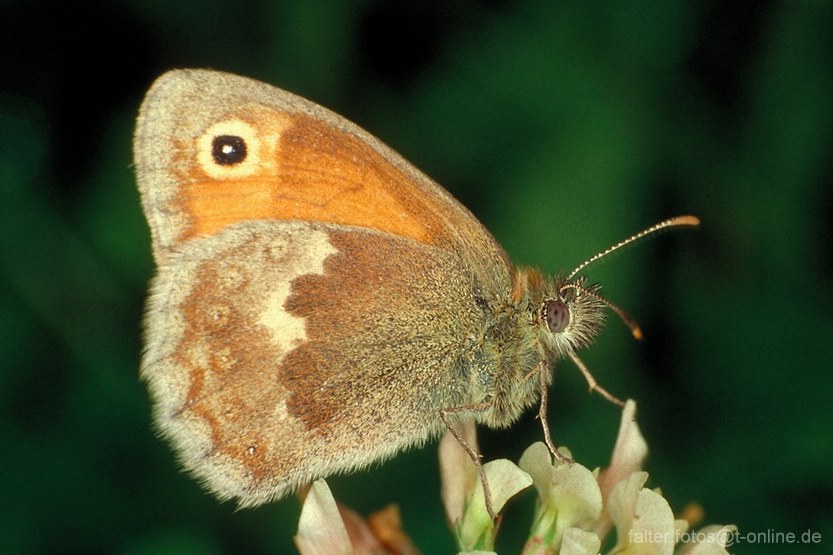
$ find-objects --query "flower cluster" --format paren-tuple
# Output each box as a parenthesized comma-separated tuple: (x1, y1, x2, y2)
(294, 401, 735, 554)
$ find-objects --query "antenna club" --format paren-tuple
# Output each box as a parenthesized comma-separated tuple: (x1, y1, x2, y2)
(670, 215, 701, 227)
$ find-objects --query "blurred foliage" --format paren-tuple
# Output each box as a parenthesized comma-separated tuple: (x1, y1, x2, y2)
(2, 1, 832, 553)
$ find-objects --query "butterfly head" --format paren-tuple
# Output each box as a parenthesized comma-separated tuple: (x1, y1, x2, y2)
(538, 276, 609, 359)
(512, 269, 608, 362)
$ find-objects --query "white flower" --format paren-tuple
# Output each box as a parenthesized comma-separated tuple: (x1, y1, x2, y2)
(440, 400, 736, 554)
(294, 401, 736, 554)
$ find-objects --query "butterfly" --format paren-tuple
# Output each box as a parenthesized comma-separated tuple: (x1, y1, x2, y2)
(134, 69, 698, 517)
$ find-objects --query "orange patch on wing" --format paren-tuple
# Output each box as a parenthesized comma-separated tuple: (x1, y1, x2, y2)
(176, 111, 444, 246)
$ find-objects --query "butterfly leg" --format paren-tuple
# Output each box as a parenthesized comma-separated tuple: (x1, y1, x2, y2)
(439, 402, 497, 521)
(536, 360, 574, 464)
(567, 351, 625, 407)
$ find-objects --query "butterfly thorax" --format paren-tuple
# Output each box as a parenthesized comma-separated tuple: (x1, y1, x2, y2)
(476, 266, 607, 428)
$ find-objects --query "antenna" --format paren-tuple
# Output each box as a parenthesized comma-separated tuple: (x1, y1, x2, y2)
(567, 215, 700, 280)
(560, 282, 644, 340)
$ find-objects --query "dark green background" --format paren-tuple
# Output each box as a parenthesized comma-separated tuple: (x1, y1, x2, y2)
(2, 1, 831, 553)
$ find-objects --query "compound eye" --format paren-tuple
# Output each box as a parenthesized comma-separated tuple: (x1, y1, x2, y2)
(545, 299, 570, 333)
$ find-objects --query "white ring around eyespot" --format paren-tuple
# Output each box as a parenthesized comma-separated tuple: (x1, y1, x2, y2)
(197, 119, 262, 179)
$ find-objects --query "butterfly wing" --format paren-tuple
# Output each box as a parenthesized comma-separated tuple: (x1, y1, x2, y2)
(142, 220, 493, 506)
(134, 70, 513, 506)
(134, 69, 508, 278)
